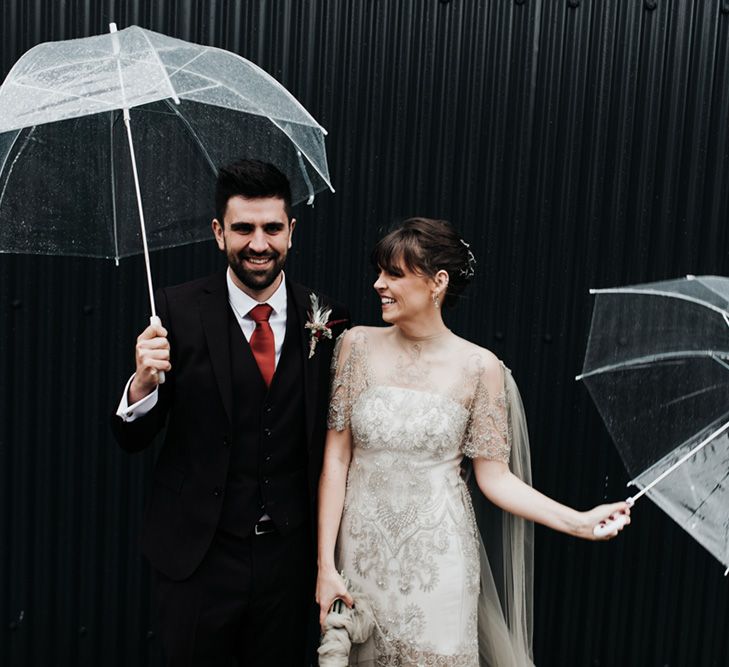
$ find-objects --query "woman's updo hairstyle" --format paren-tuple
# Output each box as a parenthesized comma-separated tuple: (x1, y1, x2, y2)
(371, 217, 476, 308)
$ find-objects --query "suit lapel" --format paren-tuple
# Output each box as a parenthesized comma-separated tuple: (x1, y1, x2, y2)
(288, 280, 319, 449)
(200, 272, 234, 425)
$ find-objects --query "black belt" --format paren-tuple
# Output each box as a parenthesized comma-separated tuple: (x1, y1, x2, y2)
(253, 518, 276, 536)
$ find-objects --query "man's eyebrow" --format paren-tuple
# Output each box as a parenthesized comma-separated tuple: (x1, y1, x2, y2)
(229, 220, 285, 226)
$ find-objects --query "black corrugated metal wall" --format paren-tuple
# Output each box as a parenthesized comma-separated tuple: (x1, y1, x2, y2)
(2, 1, 728, 665)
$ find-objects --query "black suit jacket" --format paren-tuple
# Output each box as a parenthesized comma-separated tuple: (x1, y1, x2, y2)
(111, 271, 349, 580)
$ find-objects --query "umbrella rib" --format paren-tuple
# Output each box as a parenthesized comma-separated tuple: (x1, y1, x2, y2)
(109, 110, 120, 264)
(589, 287, 729, 318)
(236, 52, 328, 133)
(661, 382, 726, 409)
(168, 63, 321, 130)
(692, 277, 729, 308)
(12, 53, 180, 115)
(0, 128, 35, 208)
(576, 350, 729, 380)
(164, 39, 327, 132)
(123, 81, 218, 107)
(172, 69, 270, 113)
(268, 115, 334, 193)
(162, 49, 210, 82)
(13, 52, 181, 87)
(162, 98, 218, 177)
(296, 149, 316, 203)
(685, 466, 729, 525)
(12, 52, 117, 81)
(167, 83, 220, 98)
(7, 80, 118, 111)
(0, 129, 21, 205)
(630, 418, 729, 503)
(136, 29, 180, 104)
(167, 71, 334, 189)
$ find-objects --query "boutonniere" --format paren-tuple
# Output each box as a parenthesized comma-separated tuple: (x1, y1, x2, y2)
(305, 293, 347, 359)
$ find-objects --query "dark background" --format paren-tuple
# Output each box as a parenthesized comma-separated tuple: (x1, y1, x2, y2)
(2, 1, 729, 665)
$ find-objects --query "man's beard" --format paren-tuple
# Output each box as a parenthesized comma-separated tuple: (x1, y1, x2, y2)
(227, 249, 287, 292)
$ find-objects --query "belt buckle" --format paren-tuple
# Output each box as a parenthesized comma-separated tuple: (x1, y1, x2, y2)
(254, 520, 274, 536)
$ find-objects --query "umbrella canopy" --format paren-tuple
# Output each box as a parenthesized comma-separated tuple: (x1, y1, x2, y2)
(0, 24, 333, 261)
(578, 275, 729, 571)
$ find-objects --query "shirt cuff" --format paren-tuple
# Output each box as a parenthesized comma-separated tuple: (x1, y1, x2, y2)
(116, 374, 158, 422)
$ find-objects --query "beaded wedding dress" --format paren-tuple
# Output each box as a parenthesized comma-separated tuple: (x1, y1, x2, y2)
(328, 327, 534, 667)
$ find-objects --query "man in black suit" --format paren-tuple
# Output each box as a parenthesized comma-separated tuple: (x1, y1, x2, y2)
(111, 159, 348, 666)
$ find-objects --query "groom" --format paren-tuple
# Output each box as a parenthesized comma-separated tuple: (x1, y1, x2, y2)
(111, 159, 348, 666)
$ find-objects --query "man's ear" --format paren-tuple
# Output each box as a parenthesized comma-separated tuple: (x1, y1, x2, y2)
(288, 218, 296, 249)
(212, 218, 225, 251)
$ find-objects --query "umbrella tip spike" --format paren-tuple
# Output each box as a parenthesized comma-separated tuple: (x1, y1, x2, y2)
(724, 566, 729, 576)
(109, 22, 118, 33)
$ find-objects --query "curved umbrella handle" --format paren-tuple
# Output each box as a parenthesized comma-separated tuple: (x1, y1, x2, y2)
(149, 315, 166, 385)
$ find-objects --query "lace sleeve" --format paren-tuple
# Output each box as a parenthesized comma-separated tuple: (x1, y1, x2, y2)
(462, 354, 511, 463)
(327, 328, 369, 431)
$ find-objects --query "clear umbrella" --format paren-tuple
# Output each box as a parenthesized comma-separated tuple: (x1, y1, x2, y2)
(0, 23, 333, 354)
(577, 275, 729, 572)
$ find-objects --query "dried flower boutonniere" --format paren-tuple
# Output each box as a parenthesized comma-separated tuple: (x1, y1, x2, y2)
(305, 293, 347, 359)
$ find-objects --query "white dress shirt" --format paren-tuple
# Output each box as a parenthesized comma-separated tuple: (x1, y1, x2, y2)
(116, 269, 288, 421)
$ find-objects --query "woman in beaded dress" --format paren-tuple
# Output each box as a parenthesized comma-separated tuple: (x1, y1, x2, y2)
(316, 218, 630, 666)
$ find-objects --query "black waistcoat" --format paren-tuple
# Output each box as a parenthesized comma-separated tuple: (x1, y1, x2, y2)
(217, 296, 309, 537)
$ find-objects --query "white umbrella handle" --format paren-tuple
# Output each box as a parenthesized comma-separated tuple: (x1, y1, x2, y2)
(150, 315, 166, 385)
(593, 512, 630, 538)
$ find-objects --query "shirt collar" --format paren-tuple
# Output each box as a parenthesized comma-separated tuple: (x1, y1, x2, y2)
(226, 268, 287, 318)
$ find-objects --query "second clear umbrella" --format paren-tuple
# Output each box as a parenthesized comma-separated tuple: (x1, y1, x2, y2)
(578, 275, 729, 572)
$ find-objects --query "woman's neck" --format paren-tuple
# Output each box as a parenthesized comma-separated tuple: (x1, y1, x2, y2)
(394, 313, 450, 342)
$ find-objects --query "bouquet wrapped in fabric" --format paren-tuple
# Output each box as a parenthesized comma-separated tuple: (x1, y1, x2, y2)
(318, 576, 376, 667)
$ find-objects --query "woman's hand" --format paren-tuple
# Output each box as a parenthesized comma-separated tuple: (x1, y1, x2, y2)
(316, 567, 354, 629)
(577, 501, 632, 541)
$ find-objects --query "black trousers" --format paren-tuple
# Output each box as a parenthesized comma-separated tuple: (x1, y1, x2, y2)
(154, 523, 315, 667)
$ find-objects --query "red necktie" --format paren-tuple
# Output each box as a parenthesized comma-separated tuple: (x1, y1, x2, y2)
(248, 304, 275, 387)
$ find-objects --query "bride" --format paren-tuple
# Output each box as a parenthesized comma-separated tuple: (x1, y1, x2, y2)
(316, 217, 629, 666)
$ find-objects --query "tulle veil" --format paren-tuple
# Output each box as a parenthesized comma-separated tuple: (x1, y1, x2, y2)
(467, 367, 535, 666)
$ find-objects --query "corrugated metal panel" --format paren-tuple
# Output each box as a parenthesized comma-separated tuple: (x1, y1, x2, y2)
(1, 1, 728, 665)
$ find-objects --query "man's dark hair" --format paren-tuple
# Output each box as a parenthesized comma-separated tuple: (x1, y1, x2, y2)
(215, 159, 292, 223)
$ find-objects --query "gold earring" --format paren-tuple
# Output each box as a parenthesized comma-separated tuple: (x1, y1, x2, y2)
(433, 292, 440, 309)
